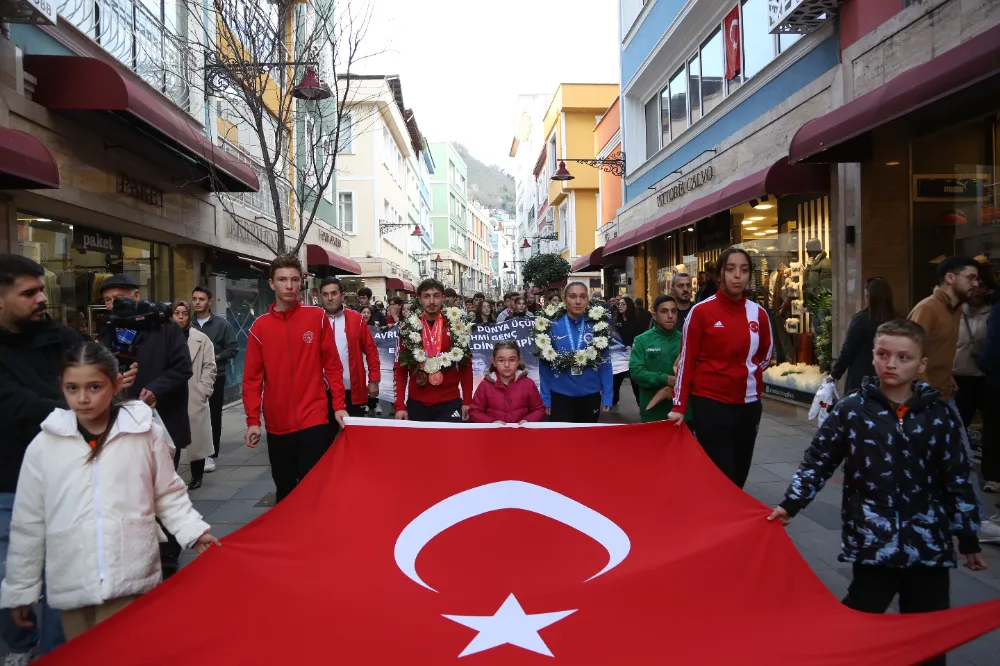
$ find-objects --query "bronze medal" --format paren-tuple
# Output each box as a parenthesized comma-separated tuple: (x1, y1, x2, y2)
(415, 370, 429, 386)
(428, 371, 444, 386)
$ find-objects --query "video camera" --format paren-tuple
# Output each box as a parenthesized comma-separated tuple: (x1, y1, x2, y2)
(106, 298, 172, 374)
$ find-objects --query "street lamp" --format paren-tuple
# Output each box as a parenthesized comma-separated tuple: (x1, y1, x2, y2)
(379, 218, 424, 236)
(204, 54, 333, 99)
(521, 235, 557, 248)
(550, 150, 626, 181)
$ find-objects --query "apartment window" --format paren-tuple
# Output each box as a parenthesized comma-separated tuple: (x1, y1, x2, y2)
(669, 68, 688, 140)
(701, 28, 725, 116)
(449, 161, 455, 183)
(644, 96, 660, 158)
(742, 0, 777, 80)
(688, 54, 701, 124)
(659, 87, 670, 145)
(336, 112, 354, 154)
(547, 135, 557, 173)
(338, 192, 354, 234)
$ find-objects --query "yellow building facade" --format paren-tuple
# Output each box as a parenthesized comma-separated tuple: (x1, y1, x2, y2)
(540, 84, 619, 263)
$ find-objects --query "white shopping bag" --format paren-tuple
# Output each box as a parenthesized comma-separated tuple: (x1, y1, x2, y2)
(808, 379, 839, 427)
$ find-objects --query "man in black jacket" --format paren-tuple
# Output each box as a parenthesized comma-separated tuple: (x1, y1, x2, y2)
(0, 255, 83, 658)
(191, 285, 238, 472)
(97, 274, 193, 572)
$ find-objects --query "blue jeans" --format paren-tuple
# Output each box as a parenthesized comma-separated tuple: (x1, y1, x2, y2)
(0, 493, 64, 655)
(947, 400, 990, 522)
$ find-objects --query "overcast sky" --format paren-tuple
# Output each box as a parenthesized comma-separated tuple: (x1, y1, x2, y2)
(353, 0, 621, 170)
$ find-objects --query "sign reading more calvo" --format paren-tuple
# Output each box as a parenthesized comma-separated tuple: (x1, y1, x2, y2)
(73, 227, 122, 255)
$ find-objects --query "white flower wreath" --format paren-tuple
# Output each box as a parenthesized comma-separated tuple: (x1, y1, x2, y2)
(532, 302, 610, 372)
(396, 304, 472, 373)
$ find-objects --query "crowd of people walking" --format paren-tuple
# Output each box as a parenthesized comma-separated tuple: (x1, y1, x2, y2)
(1, 244, 999, 663)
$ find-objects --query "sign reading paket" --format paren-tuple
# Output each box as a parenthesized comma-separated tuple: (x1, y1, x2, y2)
(656, 166, 715, 207)
(73, 227, 122, 255)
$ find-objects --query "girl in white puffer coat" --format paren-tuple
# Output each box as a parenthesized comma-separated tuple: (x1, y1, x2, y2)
(0, 342, 219, 641)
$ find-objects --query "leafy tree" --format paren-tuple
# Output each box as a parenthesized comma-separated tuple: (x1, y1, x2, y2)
(522, 254, 571, 290)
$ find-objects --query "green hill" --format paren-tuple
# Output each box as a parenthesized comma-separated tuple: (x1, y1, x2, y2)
(453, 143, 515, 216)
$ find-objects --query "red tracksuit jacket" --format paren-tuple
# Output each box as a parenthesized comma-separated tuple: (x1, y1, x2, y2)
(243, 302, 347, 435)
(393, 317, 473, 411)
(329, 308, 380, 406)
(673, 294, 773, 414)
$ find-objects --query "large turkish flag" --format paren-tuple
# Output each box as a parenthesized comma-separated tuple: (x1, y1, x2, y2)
(42, 421, 1000, 664)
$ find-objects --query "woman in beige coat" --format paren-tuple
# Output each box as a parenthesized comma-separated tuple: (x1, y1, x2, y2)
(172, 300, 216, 490)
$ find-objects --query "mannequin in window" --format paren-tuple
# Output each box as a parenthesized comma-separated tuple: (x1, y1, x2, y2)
(803, 239, 832, 301)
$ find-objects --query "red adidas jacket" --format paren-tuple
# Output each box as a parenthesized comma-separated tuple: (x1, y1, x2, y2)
(328, 308, 380, 406)
(673, 294, 773, 414)
(393, 317, 473, 411)
(243, 302, 347, 435)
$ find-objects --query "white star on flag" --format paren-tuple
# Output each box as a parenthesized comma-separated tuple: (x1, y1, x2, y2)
(443, 594, 576, 658)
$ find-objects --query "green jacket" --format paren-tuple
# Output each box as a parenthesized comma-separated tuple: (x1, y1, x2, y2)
(629, 326, 687, 423)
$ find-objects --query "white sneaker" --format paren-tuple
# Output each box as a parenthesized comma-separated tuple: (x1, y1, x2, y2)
(984, 481, 1000, 493)
(204, 458, 216, 473)
(980, 516, 1000, 544)
(4, 649, 36, 666)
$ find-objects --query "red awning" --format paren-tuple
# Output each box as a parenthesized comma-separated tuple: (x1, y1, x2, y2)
(0, 127, 59, 189)
(306, 244, 362, 275)
(570, 246, 604, 272)
(604, 158, 828, 256)
(23, 55, 259, 193)
(385, 278, 415, 293)
(789, 23, 1000, 163)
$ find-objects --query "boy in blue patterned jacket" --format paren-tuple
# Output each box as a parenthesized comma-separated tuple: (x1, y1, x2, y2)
(769, 319, 985, 660)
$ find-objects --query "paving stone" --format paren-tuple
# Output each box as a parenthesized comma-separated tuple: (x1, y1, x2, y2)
(801, 499, 844, 531)
(186, 480, 244, 501)
(202, 499, 270, 524)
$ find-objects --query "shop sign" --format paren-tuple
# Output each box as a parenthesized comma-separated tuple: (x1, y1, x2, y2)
(228, 217, 278, 250)
(116, 173, 163, 208)
(696, 213, 731, 252)
(656, 166, 715, 207)
(318, 228, 343, 248)
(763, 382, 814, 405)
(73, 227, 122, 255)
(913, 174, 989, 202)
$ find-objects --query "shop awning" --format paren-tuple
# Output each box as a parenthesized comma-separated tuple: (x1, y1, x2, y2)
(604, 158, 828, 256)
(385, 278, 416, 293)
(23, 55, 259, 193)
(789, 23, 1000, 163)
(305, 244, 362, 275)
(0, 127, 59, 189)
(570, 247, 605, 272)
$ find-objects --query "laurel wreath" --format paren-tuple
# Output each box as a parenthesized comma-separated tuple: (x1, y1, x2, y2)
(396, 305, 472, 373)
(532, 302, 611, 372)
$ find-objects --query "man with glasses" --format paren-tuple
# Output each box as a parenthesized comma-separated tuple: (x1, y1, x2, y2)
(909, 255, 1000, 542)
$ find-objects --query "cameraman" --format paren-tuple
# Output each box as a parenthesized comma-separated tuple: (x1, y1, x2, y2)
(97, 274, 193, 573)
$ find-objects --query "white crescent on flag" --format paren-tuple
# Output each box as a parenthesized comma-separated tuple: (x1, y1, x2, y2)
(394, 480, 632, 592)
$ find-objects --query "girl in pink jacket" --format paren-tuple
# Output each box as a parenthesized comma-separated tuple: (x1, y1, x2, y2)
(469, 342, 546, 424)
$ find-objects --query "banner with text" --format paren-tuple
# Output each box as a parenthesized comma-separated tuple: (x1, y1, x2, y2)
(370, 319, 629, 404)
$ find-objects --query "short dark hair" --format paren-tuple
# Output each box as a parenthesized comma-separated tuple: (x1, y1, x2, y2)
(417, 278, 445, 295)
(192, 285, 213, 300)
(269, 254, 302, 280)
(357, 287, 373, 299)
(492, 340, 521, 357)
(474, 292, 485, 299)
(653, 295, 677, 311)
(937, 256, 979, 285)
(390, 296, 404, 306)
(320, 276, 343, 293)
(443, 288, 459, 298)
(0, 254, 44, 288)
(504, 291, 518, 302)
(876, 318, 927, 354)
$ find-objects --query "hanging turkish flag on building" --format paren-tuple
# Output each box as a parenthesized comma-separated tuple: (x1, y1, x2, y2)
(41, 421, 1000, 665)
(724, 5, 742, 80)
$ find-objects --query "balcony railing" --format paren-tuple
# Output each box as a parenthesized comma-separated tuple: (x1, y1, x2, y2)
(220, 139, 292, 227)
(59, 0, 192, 113)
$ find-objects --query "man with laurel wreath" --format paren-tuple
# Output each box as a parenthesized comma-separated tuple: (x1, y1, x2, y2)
(535, 282, 613, 423)
(393, 278, 473, 422)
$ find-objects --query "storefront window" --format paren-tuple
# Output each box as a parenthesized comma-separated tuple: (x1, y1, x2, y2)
(16, 214, 172, 336)
(724, 195, 833, 400)
(911, 119, 996, 301)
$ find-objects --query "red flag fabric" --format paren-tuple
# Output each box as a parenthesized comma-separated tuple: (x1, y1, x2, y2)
(41, 421, 1000, 665)
(724, 5, 742, 81)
